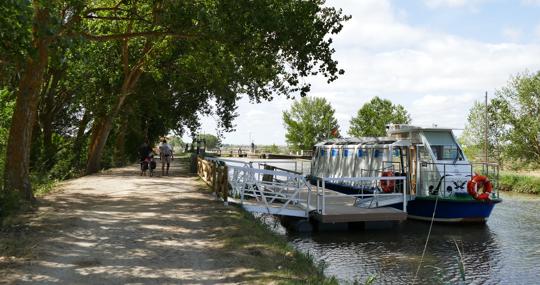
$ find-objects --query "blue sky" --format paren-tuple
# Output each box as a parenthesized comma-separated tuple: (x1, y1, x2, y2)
(394, 0, 540, 44)
(188, 0, 540, 146)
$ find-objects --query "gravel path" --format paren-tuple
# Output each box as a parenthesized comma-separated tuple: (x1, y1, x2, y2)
(1, 158, 275, 285)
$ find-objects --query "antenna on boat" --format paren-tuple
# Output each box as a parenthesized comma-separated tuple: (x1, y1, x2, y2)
(484, 91, 488, 164)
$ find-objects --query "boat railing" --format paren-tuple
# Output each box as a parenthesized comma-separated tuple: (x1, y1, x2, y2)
(317, 176, 408, 215)
(204, 156, 409, 218)
(226, 164, 314, 217)
(418, 161, 499, 199)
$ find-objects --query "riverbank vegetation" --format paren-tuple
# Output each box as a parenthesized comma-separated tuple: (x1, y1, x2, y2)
(499, 172, 540, 195)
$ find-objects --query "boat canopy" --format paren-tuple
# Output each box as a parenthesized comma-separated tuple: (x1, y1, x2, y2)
(314, 137, 396, 147)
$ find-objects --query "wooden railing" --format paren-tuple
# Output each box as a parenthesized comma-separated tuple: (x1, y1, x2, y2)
(197, 156, 228, 202)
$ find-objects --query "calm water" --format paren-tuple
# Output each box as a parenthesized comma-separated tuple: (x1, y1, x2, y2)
(284, 192, 540, 284)
(223, 158, 540, 283)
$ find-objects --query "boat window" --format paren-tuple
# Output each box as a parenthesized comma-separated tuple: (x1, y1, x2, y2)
(430, 145, 460, 160)
(423, 131, 462, 161)
(418, 145, 432, 162)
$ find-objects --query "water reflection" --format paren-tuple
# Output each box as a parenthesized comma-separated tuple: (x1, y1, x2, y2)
(285, 192, 540, 284)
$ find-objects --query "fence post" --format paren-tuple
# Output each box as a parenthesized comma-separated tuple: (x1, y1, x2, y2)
(197, 157, 201, 176)
(222, 165, 229, 205)
(213, 162, 219, 198)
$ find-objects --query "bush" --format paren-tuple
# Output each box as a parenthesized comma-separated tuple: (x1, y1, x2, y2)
(499, 173, 540, 194)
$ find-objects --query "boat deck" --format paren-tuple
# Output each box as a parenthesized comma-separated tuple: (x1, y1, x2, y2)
(233, 186, 407, 223)
(300, 188, 406, 223)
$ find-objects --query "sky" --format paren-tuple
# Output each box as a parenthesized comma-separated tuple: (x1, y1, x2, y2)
(187, 0, 540, 146)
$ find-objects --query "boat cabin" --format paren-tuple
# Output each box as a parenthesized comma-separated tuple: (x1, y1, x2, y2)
(311, 124, 476, 198)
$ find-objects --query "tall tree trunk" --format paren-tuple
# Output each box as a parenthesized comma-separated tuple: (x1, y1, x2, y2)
(113, 112, 129, 167)
(3, 6, 50, 200)
(85, 114, 115, 175)
(84, 34, 149, 174)
(85, 66, 143, 175)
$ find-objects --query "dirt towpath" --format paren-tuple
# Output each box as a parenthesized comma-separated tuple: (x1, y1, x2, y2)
(1, 158, 307, 285)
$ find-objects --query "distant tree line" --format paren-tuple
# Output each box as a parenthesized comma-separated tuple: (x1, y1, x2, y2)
(282, 96, 410, 151)
(0, 0, 350, 213)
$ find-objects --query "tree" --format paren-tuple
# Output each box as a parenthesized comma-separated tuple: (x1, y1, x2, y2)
(283, 97, 339, 151)
(348, 97, 410, 137)
(460, 100, 506, 165)
(2, 0, 350, 203)
(495, 72, 540, 164)
(462, 71, 540, 167)
(81, 0, 350, 174)
(198, 134, 220, 150)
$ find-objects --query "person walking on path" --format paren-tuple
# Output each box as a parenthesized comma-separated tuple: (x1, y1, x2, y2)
(159, 139, 173, 176)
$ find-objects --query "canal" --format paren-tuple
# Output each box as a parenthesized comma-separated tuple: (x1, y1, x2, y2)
(281, 192, 540, 284)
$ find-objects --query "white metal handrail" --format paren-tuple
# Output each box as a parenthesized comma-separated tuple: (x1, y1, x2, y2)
(318, 176, 408, 215)
(203, 157, 408, 218)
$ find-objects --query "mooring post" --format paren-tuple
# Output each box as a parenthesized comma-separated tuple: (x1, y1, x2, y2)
(402, 177, 407, 213)
(322, 179, 326, 215)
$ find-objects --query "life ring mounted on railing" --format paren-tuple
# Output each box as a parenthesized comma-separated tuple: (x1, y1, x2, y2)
(467, 174, 493, 200)
(381, 171, 395, 193)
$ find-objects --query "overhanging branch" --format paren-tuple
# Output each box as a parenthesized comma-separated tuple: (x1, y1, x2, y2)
(81, 31, 194, 41)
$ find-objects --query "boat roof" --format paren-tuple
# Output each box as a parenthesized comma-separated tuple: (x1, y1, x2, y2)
(386, 124, 454, 134)
(315, 137, 396, 146)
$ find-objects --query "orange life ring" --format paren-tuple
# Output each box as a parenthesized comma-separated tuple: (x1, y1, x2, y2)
(467, 174, 493, 200)
(381, 171, 395, 193)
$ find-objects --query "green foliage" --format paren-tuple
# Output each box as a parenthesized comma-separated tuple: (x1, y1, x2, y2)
(348, 97, 411, 137)
(462, 71, 540, 167)
(283, 97, 340, 151)
(460, 100, 506, 164)
(197, 134, 220, 150)
(2, 0, 350, 204)
(0, 89, 15, 189)
(168, 137, 183, 152)
(496, 72, 540, 163)
(0, 0, 32, 87)
(499, 173, 540, 194)
(264, 144, 281, 154)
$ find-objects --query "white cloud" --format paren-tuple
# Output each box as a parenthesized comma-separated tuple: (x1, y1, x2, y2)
(502, 27, 522, 42)
(424, 0, 468, 8)
(196, 0, 540, 145)
(535, 24, 540, 40)
(423, 0, 486, 9)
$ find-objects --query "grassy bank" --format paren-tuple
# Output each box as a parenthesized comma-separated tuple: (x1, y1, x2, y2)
(197, 183, 338, 284)
(499, 172, 540, 195)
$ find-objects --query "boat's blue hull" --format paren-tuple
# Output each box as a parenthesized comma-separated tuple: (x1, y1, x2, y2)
(309, 176, 501, 223)
(392, 196, 501, 222)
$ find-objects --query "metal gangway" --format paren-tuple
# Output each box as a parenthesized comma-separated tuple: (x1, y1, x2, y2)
(203, 157, 408, 223)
